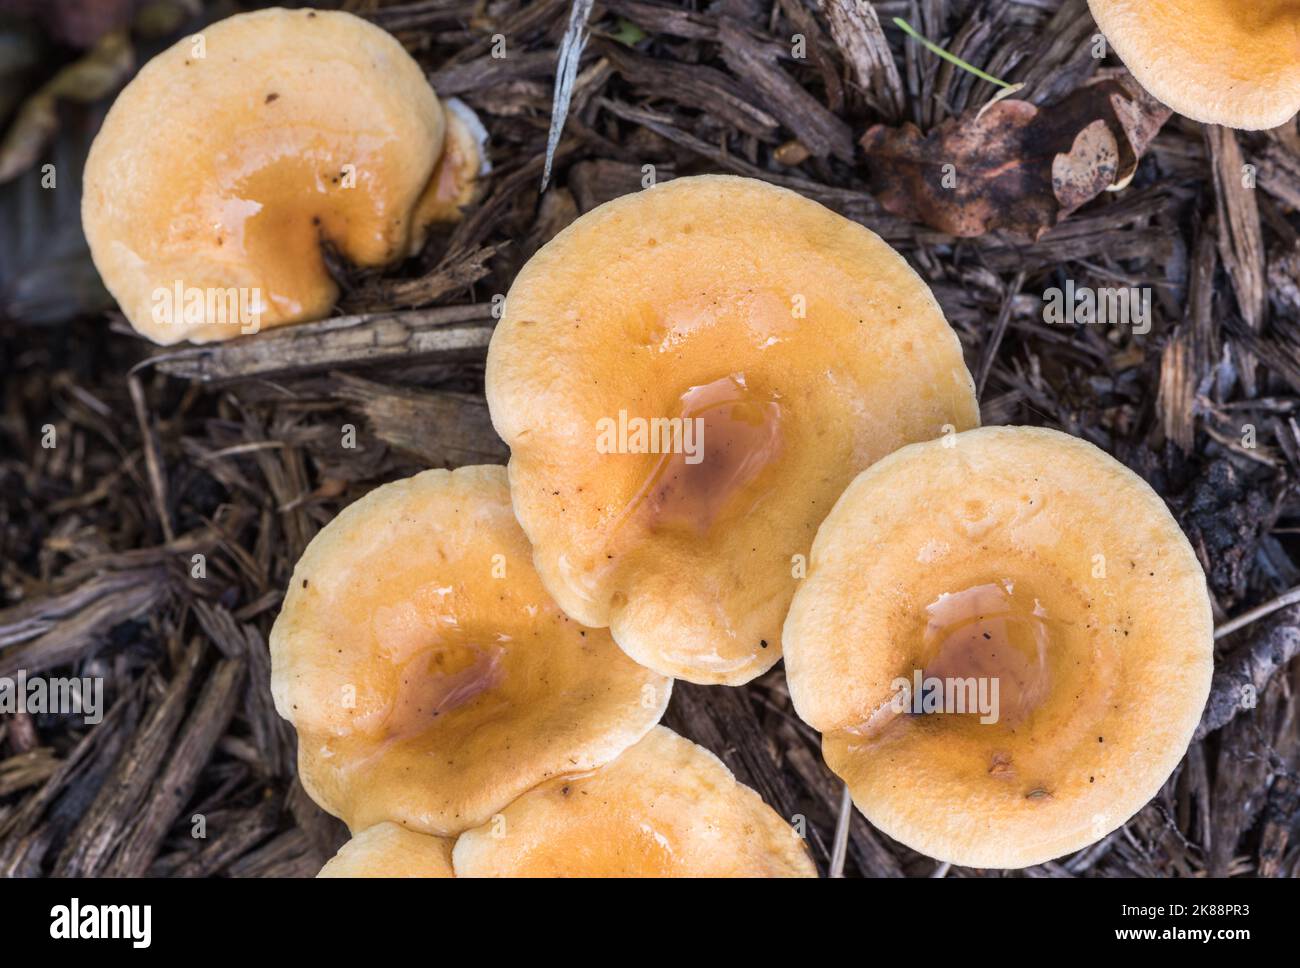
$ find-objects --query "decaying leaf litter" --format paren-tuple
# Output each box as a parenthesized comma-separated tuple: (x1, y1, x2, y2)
(1, 0, 1298, 878)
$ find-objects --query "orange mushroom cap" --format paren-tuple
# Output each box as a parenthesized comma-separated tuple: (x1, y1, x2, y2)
(318, 823, 455, 878)
(782, 426, 1213, 868)
(415, 99, 490, 226)
(1089, 0, 1300, 129)
(270, 465, 670, 837)
(82, 8, 482, 344)
(452, 726, 817, 877)
(486, 174, 978, 685)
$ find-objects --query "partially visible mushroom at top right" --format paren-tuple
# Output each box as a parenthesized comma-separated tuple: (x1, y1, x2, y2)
(1088, 0, 1300, 129)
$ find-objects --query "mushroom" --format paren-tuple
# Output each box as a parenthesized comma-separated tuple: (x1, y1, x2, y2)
(485, 174, 978, 685)
(782, 426, 1213, 868)
(82, 8, 485, 345)
(452, 726, 817, 877)
(414, 98, 491, 225)
(1088, 0, 1300, 129)
(270, 465, 670, 837)
(318, 823, 455, 878)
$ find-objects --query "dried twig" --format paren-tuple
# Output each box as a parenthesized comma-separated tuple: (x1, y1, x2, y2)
(542, 0, 595, 191)
(1197, 604, 1300, 740)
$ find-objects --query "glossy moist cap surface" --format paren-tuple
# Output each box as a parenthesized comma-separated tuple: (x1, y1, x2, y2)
(1089, 0, 1300, 129)
(82, 7, 446, 344)
(270, 465, 670, 838)
(486, 174, 978, 685)
(452, 726, 818, 877)
(317, 823, 455, 878)
(782, 426, 1213, 868)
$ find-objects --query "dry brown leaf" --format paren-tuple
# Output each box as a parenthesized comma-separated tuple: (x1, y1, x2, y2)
(860, 74, 1171, 239)
(1052, 119, 1118, 213)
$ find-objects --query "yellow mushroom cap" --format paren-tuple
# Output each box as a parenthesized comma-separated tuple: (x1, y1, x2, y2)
(82, 8, 473, 345)
(317, 823, 455, 878)
(485, 174, 978, 686)
(452, 726, 817, 877)
(782, 426, 1213, 868)
(414, 99, 490, 226)
(270, 465, 670, 838)
(1088, 0, 1300, 129)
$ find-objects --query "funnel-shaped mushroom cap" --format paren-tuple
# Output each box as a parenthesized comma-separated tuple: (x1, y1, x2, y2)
(317, 823, 455, 878)
(82, 8, 477, 345)
(486, 175, 978, 686)
(452, 726, 816, 877)
(1088, 0, 1300, 129)
(270, 465, 670, 837)
(783, 426, 1213, 868)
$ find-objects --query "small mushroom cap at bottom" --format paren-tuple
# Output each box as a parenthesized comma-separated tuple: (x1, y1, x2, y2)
(317, 823, 455, 878)
(782, 426, 1213, 869)
(1088, 0, 1300, 129)
(452, 726, 817, 877)
(270, 465, 670, 838)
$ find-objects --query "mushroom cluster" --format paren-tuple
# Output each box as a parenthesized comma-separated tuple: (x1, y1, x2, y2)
(82, 8, 486, 345)
(271, 466, 814, 877)
(1088, 0, 1300, 130)
(267, 171, 1211, 874)
(477, 175, 1211, 870)
(69, 1, 1214, 877)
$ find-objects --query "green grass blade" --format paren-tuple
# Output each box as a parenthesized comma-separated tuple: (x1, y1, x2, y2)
(892, 17, 1013, 90)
